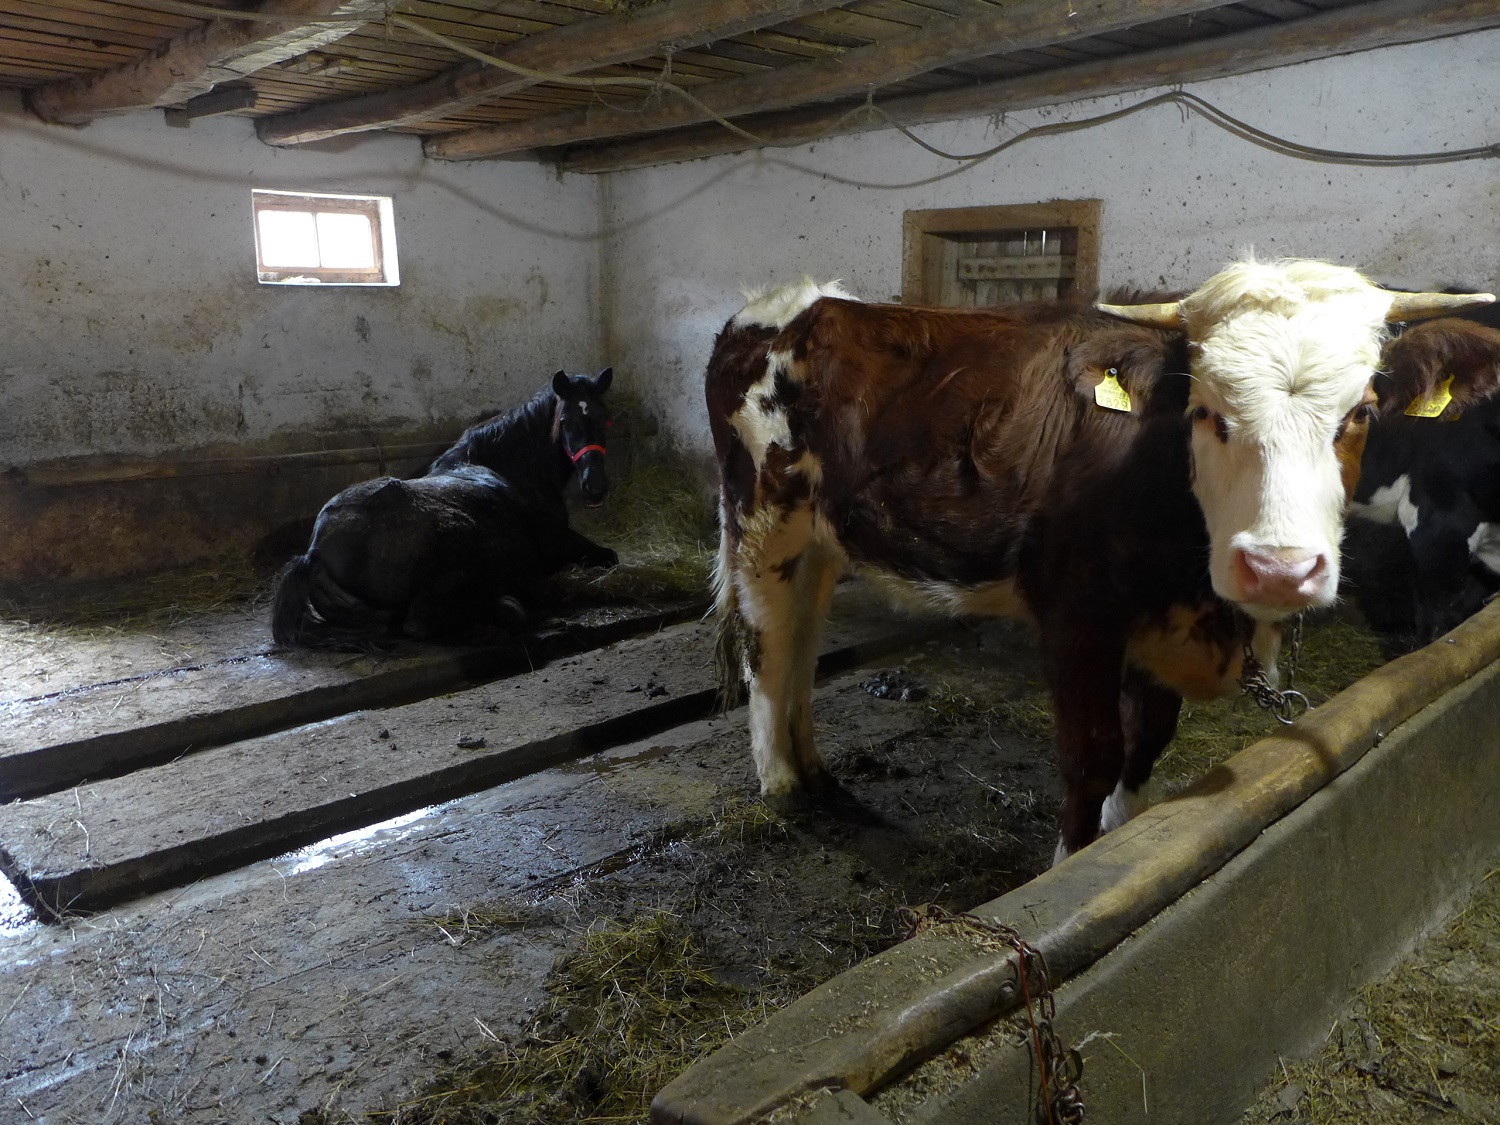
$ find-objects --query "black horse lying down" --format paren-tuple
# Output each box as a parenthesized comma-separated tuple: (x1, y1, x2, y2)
(272, 368, 618, 648)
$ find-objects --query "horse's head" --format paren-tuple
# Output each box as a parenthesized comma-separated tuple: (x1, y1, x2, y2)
(553, 367, 613, 507)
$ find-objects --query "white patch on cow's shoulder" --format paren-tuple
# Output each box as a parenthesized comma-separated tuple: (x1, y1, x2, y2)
(732, 278, 858, 330)
(731, 348, 796, 461)
(1099, 780, 1149, 834)
(1469, 522, 1500, 576)
(861, 571, 1031, 622)
(1353, 474, 1412, 528)
(1359, 475, 1420, 536)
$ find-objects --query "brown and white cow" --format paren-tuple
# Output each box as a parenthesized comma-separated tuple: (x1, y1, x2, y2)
(706, 259, 1497, 860)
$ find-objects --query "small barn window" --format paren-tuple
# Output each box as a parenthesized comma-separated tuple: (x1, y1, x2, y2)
(903, 200, 1100, 307)
(252, 190, 399, 286)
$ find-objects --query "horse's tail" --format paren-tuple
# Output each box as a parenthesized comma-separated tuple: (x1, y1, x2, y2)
(711, 500, 749, 710)
(271, 551, 321, 647)
(272, 550, 395, 651)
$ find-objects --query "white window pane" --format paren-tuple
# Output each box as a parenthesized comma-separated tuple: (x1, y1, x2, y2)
(316, 212, 376, 269)
(258, 210, 320, 267)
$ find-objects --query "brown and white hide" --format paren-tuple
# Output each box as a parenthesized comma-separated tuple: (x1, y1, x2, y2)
(707, 264, 1497, 860)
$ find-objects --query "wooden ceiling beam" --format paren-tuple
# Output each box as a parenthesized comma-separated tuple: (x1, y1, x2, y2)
(25, 0, 385, 125)
(423, 0, 1233, 161)
(555, 0, 1500, 175)
(255, 0, 850, 147)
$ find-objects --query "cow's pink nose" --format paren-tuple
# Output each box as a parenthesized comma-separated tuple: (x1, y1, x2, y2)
(1232, 547, 1327, 604)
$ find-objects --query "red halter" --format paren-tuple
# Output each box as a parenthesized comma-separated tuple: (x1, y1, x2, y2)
(569, 443, 607, 464)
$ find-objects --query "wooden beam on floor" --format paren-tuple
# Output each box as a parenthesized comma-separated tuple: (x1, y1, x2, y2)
(555, 0, 1500, 174)
(422, 0, 1232, 161)
(255, 0, 849, 147)
(0, 600, 705, 803)
(0, 586, 946, 916)
(25, 0, 385, 125)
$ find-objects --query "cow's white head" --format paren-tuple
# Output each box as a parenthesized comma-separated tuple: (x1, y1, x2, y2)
(1101, 259, 1493, 621)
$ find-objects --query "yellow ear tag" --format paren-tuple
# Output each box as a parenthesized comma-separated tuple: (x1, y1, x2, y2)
(1405, 374, 1455, 419)
(1094, 367, 1133, 413)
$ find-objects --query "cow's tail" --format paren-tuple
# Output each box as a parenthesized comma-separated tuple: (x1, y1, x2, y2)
(711, 499, 748, 710)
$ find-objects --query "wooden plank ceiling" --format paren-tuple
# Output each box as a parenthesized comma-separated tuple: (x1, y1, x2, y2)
(1, 0, 1495, 172)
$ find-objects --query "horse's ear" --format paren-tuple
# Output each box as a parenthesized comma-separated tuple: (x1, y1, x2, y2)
(551, 369, 572, 399)
(593, 367, 613, 394)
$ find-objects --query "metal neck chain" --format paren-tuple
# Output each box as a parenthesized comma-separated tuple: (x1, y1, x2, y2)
(902, 905, 1085, 1124)
(1239, 613, 1309, 726)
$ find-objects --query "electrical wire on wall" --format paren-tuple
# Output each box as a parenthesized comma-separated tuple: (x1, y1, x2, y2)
(113, 0, 1500, 177)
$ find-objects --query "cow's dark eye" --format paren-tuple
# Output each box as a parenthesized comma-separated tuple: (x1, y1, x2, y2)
(1336, 402, 1377, 439)
(1188, 404, 1229, 443)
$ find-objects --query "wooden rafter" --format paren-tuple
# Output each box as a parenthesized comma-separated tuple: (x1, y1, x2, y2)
(554, 0, 1500, 175)
(25, 0, 386, 125)
(255, 0, 851, 147)
(422, 0, 1233, 161)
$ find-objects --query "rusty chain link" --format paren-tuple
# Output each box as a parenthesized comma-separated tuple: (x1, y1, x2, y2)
(1239, 613, 1310, 725)
(901, 905, 1085, 1124)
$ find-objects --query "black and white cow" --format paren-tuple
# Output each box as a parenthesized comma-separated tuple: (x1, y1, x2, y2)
(1351, 305, 1500, 645)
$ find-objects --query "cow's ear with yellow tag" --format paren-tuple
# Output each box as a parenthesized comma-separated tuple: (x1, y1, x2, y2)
(1094, 367, 1133, 413)
(1404, 374, 1456, 419)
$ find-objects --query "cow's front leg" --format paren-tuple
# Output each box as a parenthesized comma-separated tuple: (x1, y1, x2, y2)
(1103, 667, 1183, 833)
(787, 544, 843, 789)
(734, 509, 824, 805)
(1046, 633, 1128, 864)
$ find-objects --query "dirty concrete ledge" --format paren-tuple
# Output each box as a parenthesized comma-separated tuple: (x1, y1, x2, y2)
(650, 601, 1500, 1125)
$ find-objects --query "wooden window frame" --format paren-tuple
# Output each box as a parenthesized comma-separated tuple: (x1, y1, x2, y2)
(252, 190, 399, 287)
(901, 199, 1101, 306)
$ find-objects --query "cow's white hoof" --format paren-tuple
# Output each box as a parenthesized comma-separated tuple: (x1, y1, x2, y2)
(1099, 780, 1150, 834)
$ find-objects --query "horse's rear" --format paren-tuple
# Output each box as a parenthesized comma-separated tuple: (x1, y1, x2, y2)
(272, 478, 417, 647)
(272, 470, 521, 648)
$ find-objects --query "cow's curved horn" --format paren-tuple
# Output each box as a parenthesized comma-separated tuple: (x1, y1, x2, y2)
(1095, 301, 1183, 328)
(1385, 291, 1496, 322)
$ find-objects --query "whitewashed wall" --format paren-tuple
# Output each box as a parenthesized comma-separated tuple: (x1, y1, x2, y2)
(598, 30, 1500, 455)
(0, 97, 604, 464)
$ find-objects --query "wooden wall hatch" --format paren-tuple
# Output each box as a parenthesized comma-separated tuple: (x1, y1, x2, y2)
(902, 200, 1101, 306)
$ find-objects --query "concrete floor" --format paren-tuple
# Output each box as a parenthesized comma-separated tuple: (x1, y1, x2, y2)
(0, 588, 1063, 1123)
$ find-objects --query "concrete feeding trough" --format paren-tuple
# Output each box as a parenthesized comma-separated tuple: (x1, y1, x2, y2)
(651, 602, 1500, 1125)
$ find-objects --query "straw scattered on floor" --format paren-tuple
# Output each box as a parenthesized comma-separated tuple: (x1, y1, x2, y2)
(1242, 865, 1500, 1125)
(0, 555, 271, 635)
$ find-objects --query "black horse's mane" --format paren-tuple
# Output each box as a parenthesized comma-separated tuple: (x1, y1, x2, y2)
(428, 383, 559, 480)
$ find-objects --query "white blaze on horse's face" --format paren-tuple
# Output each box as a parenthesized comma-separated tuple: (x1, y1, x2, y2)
(1181, 262, 1392, 620)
